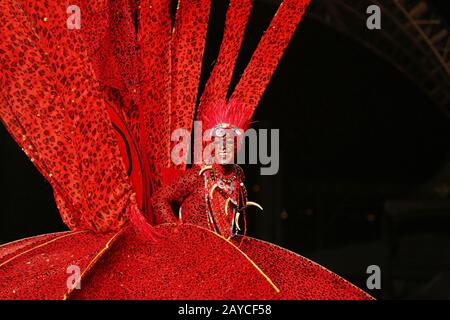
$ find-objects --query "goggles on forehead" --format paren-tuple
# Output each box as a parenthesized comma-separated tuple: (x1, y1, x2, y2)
(211, 123, 242, 138)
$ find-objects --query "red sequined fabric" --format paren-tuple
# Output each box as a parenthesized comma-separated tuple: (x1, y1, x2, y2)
(0, 231, 119, 299)
(0, 0, 373, 300)
(0, 226, 372, 300)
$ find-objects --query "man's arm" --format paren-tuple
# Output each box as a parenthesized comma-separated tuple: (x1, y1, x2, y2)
(151, 168, 198, 224)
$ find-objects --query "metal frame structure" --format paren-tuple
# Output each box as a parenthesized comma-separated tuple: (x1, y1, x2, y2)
(260, 0, 450, 117)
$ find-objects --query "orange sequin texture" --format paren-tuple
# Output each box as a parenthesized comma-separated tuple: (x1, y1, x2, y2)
(0, 0, 373, 299)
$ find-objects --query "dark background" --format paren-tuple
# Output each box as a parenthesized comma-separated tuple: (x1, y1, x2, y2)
(1, 0, 449, 299)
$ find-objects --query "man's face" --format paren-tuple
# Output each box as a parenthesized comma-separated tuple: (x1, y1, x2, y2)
(213, 126, 237, 165)
(215, 135, 235, 164)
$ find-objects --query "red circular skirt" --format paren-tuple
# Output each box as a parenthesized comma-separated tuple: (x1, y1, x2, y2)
(0, 224, 373, 300)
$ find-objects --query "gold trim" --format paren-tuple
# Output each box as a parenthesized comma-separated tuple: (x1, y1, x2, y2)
(241, 235, 376, 300)
(0, 231, 71, 250)
(116, 223, 280, 293)
(191, 224, 280, 293)
(63, 230, 123, 300)
(0, 231, 87, 269)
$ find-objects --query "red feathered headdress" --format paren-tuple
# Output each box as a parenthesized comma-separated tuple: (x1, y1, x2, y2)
(199, 99, 253, 136)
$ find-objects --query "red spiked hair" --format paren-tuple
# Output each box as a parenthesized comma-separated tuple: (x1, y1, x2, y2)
(199, 99, 253, 134)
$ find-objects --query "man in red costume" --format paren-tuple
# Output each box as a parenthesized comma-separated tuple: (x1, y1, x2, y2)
(153, 100, 262, 240)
